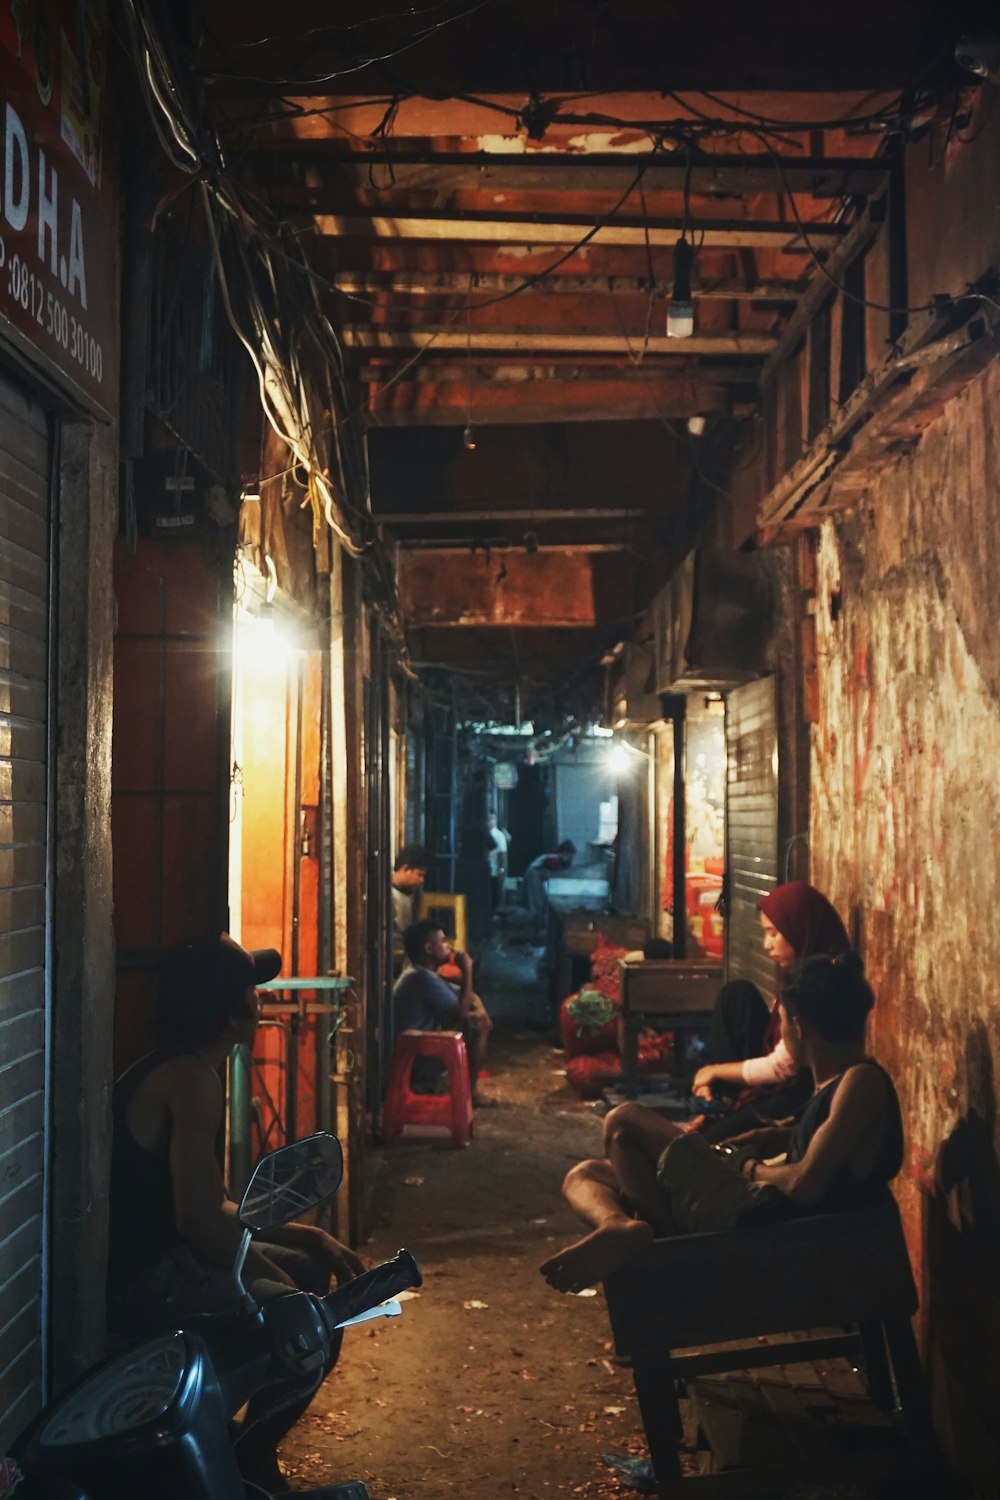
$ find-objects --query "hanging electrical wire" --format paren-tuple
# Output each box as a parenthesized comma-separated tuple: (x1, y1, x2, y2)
(201, 0, 499, 86)
(121, 0, 383, 564)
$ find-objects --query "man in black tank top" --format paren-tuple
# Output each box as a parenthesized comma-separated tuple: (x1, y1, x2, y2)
(107, 934, 365, 1488)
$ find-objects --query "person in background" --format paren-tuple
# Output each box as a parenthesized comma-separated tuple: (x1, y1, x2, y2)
(392, 843, 432, 973)
(392, 844, 431, 936)
(523, 839, 577, 937)
(486, 811, 509, 911)
(689, 881, 850, 1143)
(394, 918, 494, 1106)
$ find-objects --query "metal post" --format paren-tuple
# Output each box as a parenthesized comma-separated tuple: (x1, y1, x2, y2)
(662, 695, 687, 959)
(228, 1043, 253, 1197)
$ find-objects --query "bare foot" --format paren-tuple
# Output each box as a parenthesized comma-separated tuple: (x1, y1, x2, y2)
(539, 1217, 654, 1293)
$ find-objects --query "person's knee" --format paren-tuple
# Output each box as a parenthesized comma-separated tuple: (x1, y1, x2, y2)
(562, 1157, 603, 1197)
(602, 1103, 642, 1151)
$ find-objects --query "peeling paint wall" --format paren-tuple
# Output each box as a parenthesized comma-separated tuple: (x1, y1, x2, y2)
(810, 355, 1000, 1488)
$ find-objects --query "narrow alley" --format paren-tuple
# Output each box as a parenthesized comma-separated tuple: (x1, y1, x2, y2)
(281, 1025, 643, 1500)
(4, 5, 1000, 1500)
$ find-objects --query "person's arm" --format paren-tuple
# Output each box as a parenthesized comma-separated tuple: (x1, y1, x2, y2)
(692, 1060, 747, 1097)
(451, 950, 474, 1017)
(167, 1061, 294, 1285)
(739, 1038, 797, 1087)
(263, 1221, 366, 1284)
(746, 1065, 888, 1204)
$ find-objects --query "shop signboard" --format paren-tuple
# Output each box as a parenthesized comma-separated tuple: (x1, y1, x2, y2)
(0, 0, 117, 416)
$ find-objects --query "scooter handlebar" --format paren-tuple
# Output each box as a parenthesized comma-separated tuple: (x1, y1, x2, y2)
(319, 1249, 422, 1330)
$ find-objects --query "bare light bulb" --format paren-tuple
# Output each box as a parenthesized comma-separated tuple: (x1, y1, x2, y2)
(667, 237, 695, 339)
(463, 424, 477, 451)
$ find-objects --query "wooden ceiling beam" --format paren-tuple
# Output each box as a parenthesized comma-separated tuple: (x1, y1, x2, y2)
(364, 379, 729, 424)
(359, 361, 750, 385)
(344, 328, 776, 356)
(395, 541, 632, 554)
(251, 150, 887, 199)
(307, 238, 803, 281)
(376, 508, 648, 524)
(310, 211, 844, 251)
(330, 272, 806, 301)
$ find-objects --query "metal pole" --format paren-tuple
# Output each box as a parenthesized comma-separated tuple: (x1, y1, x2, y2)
(662, 695, 687, 959)
(228, 1043, 252, 1196)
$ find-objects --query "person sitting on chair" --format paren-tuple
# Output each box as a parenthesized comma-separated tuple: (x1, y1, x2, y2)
(541, 949, 902, 1293)
(394, 918, 494, 1106)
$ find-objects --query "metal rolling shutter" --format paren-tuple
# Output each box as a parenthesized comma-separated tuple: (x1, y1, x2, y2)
(725, 677, 779, 998)
(0, 369, 51, 1450)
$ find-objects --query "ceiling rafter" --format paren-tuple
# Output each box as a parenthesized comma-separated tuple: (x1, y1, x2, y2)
(309, 211, 845, 251)
(249, 150, 889, 200)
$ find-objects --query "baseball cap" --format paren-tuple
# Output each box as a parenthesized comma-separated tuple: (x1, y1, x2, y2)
(162, 934, 282, 1013)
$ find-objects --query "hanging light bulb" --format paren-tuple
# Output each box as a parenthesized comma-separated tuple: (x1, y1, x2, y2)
(463, 423, 477, 451)
(667, 238, 694, 339)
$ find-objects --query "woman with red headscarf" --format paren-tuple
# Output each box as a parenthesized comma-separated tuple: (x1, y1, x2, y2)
(690, 882, 849, 1142)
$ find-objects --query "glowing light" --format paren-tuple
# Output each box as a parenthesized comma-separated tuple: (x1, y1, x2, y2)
(240, 610, 299, 673)
(610, 744, 630, 775)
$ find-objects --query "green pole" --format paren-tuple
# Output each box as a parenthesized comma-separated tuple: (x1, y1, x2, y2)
(229, 1042, 252, 1196)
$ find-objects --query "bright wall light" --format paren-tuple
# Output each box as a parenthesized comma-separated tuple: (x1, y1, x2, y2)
(610, 743, 630, 775)
(239, 609, 299, 673)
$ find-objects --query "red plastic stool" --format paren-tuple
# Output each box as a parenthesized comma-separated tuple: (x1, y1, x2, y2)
(382, 1030, 474, 1147)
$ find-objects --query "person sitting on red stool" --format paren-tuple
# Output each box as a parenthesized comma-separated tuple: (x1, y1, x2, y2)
(394, 919, 494, 1106)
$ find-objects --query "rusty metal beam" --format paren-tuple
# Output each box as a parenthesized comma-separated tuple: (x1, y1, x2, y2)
(311, 211, 845, 251)
(397, 550, 599, 627)
(346, 328, 776, 355)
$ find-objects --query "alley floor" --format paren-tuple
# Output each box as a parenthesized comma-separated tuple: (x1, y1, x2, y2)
(279, 1019, 655, 1499)
(277, 934, 926, 1500)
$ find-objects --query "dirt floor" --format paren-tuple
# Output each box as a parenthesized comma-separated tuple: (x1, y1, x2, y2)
(280, 1021, 655, 1500)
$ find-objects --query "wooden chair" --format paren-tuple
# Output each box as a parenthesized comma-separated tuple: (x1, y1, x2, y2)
(603, 1195, 934, 1497)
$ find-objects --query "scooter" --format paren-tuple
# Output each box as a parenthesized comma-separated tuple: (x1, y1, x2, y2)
(12, 1132, 422, 1500)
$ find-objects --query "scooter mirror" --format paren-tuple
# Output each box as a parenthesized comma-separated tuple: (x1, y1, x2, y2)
(238, 1132, 344, 1232)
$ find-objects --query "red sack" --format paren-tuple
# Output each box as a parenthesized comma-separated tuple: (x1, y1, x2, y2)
(565, 1052, 621, 1100)
(559, 995, 618, 1059)
(587, 936, 630, 1003)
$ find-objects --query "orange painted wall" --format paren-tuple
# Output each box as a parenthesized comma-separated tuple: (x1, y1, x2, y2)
(236, 647, 324, 1147)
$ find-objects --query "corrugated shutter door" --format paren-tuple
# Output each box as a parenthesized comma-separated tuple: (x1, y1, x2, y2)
(725, 677, 779, 998)
(0, 369, 51, 1451)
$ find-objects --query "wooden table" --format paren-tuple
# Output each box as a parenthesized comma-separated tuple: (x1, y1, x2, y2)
(553, 910, 651, 1002)
(617, 959, 722, 1096)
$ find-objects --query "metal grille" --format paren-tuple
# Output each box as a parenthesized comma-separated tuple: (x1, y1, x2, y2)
(147, 214, 247, 483)
(725, 677, 779, 998)
(0, 368, 51, 1450)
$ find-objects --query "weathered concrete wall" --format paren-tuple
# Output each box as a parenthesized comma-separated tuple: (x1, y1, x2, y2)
(810, 354, 1000, 1488)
